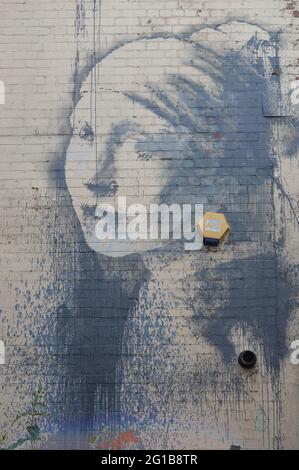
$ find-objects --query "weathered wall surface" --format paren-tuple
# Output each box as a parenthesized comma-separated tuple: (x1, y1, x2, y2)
(0, 0, 298, 450)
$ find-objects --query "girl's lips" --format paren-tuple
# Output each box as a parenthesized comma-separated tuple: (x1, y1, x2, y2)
(85, 179, 119, 197)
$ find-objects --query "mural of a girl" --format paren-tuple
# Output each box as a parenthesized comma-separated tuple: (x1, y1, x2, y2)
(63, 22, 293, 449)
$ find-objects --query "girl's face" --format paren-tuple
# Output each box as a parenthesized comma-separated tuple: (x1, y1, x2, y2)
(65, 91, 200, 257)
(65, 33, 274, 259)
(66, 93, 167, 256)
(65, 38, 223, 257)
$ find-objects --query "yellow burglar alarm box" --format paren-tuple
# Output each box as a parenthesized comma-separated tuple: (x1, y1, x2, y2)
(198, 212, 230, 250)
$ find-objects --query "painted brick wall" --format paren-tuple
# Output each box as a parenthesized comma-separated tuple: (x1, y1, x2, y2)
(0, 0, 298, 450)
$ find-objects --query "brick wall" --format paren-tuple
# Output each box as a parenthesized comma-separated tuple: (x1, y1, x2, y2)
(0, 0, 298, 450)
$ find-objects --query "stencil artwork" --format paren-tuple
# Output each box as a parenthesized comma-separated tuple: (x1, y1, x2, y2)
(46, 21, 297, 449)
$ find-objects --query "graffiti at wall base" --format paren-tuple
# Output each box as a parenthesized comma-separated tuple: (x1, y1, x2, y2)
(0, 389, 50, 450)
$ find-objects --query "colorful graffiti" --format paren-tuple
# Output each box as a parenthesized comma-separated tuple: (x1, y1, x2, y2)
(90, 430, 141, 450)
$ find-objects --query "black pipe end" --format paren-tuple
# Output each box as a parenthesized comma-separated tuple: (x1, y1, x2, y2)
(238, 350, 257, 369)
(203, 237, 220, 247)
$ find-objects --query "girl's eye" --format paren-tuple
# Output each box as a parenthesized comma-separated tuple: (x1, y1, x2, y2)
(109, 180, 119, 190)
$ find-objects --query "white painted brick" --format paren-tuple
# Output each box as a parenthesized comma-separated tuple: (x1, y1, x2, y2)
(0, 0, 297, 452)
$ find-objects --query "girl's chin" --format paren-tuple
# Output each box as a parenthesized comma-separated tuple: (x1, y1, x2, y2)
(86, 238, 169, 258)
